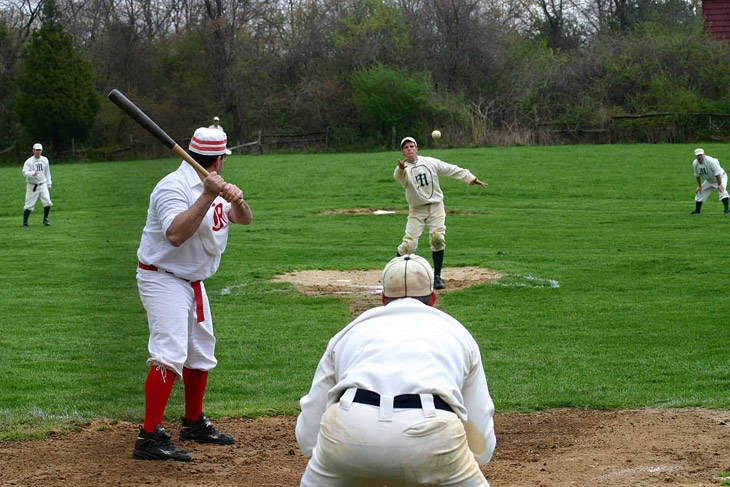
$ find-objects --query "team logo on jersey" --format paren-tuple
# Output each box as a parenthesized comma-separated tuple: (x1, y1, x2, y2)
(35, 163, 43, 171)
(212, 202, 228, 231)
(698, 166, 708, 176)
(412, 166, 435, 199)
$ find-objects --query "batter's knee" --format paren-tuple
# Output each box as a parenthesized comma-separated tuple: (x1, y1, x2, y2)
(430, 231, 446, 252)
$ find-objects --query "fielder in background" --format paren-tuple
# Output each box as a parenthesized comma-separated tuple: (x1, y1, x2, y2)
(395, 137, 488, 289)
(133, 127, 252, 462)
(691, 148, 729, 215)
(22, 143, 52, 227)
(209, 116, 224, 132)
(296, 254, 496, 487)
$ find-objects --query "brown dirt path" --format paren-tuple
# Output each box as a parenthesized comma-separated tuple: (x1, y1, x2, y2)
(1, 409, 729, 486)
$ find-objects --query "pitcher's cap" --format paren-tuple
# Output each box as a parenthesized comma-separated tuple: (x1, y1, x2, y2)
(400, 137, 417, 148)
(694, 148, 704, 156)
(382, 254, 434, 298)
(189, 127, 231, 156)
(213, 116, 220, 121)
(32, 143, 42, 150)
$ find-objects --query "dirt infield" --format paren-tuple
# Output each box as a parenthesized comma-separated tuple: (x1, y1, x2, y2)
(1, 408, 729, 486)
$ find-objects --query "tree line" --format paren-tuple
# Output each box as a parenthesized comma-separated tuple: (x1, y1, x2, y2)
(1, 0, 729, 161)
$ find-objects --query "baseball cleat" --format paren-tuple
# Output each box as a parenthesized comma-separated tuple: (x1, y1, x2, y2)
(725, 210, 729, 214)
(43, 219, 50, 226)
(133, 425, 192, 462)
(434, 275, 446, 290)
(690, 211, 701, 215)
(22, 223, 28, 227)
(179, 413, 235, 445)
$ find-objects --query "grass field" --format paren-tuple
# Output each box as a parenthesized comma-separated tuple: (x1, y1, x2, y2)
(1, 143, 729, 440)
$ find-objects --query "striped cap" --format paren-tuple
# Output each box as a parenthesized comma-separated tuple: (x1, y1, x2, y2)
(189, 127, 231, 156)
(382, 254, 434, 298)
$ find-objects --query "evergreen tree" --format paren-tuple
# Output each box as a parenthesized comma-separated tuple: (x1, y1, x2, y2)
(16, 0, 98, 151)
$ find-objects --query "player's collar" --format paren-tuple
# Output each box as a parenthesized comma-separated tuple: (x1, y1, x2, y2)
(179, 161, 204, 187)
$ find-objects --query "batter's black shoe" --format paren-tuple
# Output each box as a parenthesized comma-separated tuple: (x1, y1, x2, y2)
(434, 275, 446, 290)
(133, 425, 192, 462)
(22, 223, 28, 227)
(690, 211, 700, 215)
(179, 414, 235, 445)
(43, 219, 50, 226)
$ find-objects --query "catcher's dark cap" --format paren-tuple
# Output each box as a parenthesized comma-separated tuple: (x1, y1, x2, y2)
(382, 254, 434, 298)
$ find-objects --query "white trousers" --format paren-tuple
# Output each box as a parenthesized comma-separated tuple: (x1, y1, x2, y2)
(397, 202, 446, 255)
(696, 172, 729, 203)
(136, 269, 217, 378)
(24, 183, 52, 210)
(301, 400, 489, 487)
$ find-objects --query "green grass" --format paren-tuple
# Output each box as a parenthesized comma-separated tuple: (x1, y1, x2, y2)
(1, 143, 729, 439)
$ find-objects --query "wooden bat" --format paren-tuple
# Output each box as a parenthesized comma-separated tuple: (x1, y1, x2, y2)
(108, 89, 244, 206)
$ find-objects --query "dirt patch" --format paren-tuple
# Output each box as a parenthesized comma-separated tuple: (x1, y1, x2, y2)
(270, 267, 505, 318)
(320, 207, 485, 215)
(1, 408, 728, 486)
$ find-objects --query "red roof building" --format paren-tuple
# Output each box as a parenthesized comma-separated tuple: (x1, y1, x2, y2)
(704, 0, 730, 41)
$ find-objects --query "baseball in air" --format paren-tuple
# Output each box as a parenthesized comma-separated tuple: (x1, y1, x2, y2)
(431, 130, 442, 140)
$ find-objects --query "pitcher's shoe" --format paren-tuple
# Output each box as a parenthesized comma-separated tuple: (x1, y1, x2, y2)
(434, 275, 446, 290)
(133, 425, 192, 462)
(43, 219, 50, 226)
(180, 413, 235, 445)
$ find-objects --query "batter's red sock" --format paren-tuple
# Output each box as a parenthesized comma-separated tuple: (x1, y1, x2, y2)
(143, 366, 176, 433)
(183, 367, 208, 422)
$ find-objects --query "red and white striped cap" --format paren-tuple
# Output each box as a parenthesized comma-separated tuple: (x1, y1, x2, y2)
(189, 127, 231, 156)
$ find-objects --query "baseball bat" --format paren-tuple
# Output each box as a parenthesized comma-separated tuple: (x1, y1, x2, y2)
(108, 89, 244, 206)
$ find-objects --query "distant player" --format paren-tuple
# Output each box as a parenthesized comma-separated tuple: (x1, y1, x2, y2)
(209, 116, 224, 132)
(394, 137, 488, 289)
(22, 143, 52, 227)
(691, 148, 729, 215)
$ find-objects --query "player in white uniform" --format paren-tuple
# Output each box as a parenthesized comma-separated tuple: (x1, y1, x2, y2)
(395, 137, 488, 289)
(133, 127, 252, 462)
(22, 143, 52, 227)
(208, 116, 224, 132)
(296, 254, 496, 487)
(691, 148, 729, 214)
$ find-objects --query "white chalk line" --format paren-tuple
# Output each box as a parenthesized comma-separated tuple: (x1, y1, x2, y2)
(490, 274, 560, 289)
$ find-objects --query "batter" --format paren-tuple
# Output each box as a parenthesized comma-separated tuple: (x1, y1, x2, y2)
(133, 127, 252, 462)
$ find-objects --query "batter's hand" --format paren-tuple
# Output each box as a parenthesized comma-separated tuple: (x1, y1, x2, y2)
(719, 185, 725, 193)
(220, 183, 243, 203)
(696, 186, 702, 194)
(203, 171, 227, 197)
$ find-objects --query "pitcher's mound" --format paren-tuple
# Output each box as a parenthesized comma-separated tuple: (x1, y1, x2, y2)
(271, 266, 504, 295)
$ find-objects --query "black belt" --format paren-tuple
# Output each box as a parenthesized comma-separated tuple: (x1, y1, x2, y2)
(348, 388, 454, 413)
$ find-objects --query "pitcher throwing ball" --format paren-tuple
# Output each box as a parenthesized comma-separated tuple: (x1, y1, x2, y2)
(691, 148, 729, 214)
(394, 137, 488, 289)
(133, 127, 252, 462)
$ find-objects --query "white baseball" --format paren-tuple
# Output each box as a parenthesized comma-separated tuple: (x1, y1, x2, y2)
(431, 130, 441, 140)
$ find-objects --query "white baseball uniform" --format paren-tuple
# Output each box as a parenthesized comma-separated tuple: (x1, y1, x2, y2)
(22, 154, 52, 210)
(209, 124, 225, 132)
(137, 161, 232, 378)
(693, 155, 729, 202)
(394, 156, 476, 255)
(296, 298, 496, 487)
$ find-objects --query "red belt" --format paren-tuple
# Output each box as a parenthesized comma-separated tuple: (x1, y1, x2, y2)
(138, 262, 205, 323)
